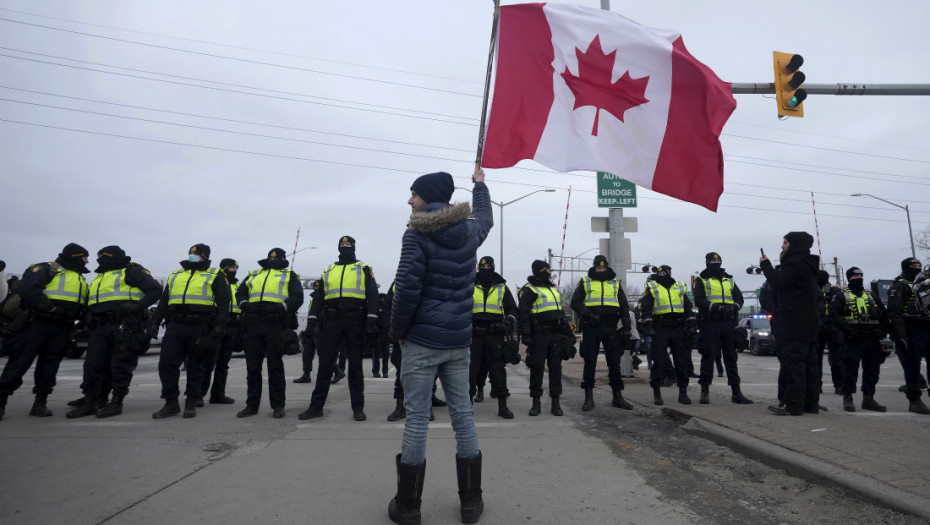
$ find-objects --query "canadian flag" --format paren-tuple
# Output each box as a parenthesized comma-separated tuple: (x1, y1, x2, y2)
(480, 3, 737, 211)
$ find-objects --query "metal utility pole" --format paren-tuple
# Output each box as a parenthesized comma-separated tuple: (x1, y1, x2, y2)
(732, 83, 930, 96)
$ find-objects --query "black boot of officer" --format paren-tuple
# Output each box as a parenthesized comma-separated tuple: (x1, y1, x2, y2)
(152, 397, 181, 419)
(29, 393, 53, 417)
(581, 387, 594, 411)
(611, 386, 633, 410)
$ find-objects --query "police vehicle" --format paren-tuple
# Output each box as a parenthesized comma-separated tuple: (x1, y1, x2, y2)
(736, 314, 775, 356)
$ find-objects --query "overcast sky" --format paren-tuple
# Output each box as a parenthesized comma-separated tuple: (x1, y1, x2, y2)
(2, 0, 929, 301)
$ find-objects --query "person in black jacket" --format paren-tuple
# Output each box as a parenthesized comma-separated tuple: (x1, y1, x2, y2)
(65, 246, 162, 419)
(295, 279, 322, 384)
(151, 244, 231, 420)
(236, 248, 304, 419)
(640, 265, 695, 405)
(887, 257, 930, 414)
(570, 255, 632, 412)
(470, 256, 518, 418)
(761, 232, 821, 416)
(0, 243, 90, 421)
(693, 252, 752, 405)
(816, 270, 845, 395)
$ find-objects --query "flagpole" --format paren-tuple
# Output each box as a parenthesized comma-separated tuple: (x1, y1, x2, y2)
(474, 0, 501, 169)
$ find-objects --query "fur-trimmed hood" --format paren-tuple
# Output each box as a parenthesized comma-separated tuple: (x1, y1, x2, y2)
(408, 202, 474, 248)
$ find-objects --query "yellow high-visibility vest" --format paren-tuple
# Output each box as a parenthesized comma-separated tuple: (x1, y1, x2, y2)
(167, 268, 219, 307)
(581, 277, 621, 308)
(646, 280, 687, 315)
(527, 285, 560, 315)
(842, 289, 879, 323)
(473, 284, 505, 316)
(243, 268, 292, 304)
(88, 268, 143, 305)
(230, 282, 241, 314)
(43, 266, 89, 305)
(696, 276, 735, 304)
(323, 262, 368, 300)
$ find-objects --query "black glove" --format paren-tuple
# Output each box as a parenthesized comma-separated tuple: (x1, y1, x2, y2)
(194, 335, 218, 359)
(306, 318, 317, 334)
(560, 336, 577, 361)
(365, 317, 379, 337)
(280, 329, 300, 355)
(210, 325, 226, 340)
(149, 317, 162, 339)
(521, 333, 533, 348)
(505, 315, 516, 332)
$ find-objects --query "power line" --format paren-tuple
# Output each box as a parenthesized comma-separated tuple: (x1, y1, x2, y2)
(0, 17, 483, 98)
(724, 133, 930, 165)
(0, 7, 482, 85)
(726, 157, 930, 187)
(727, 154, 929, 182)
(0, 51, 476, 126)
(2, 117, 927, 228)
(728, 120, 930, 153)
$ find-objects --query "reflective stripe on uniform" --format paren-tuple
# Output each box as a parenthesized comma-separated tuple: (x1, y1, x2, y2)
(43, 267, 89, 304)
(646, 280, 686, 315)
(89, 268, 143, 305)
(582, 277, 620, 308)
(167, 267, 219, 306)
(323, 262, 367, 300)
(697, 276, 734, 304)
(244, 269, 291, 304)
(473, 284, 505, 315)
(527, 285, 560, 314)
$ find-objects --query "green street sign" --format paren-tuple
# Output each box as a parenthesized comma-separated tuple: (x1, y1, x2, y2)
(597, 172, 637, 208)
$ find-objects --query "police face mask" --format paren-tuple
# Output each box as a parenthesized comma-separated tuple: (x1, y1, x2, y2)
(188, 254, 202, 263)
(848, 276, 864, 293)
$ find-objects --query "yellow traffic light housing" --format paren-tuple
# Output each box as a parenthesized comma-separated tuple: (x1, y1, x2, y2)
(773, 51, 807, 117)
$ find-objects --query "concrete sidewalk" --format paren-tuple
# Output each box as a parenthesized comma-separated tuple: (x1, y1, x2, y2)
(563, 356, 930, 520)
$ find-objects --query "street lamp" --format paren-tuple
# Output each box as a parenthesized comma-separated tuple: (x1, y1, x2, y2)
(851, 193, 916, 257)
(456, 186, 556, 277)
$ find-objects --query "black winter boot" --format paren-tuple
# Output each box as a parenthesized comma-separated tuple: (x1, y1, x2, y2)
(678, 386, 691, 405)
(0, 394, 7, 421)
(653, 386, 664, 406)
(550, 396, 563, 416)
(29, 393, 53, 417)
(581, 388, 595, 411)
(388, 398, 407, 421)
(66, 395, 99, 418)
(909, 399, 930, 415)
(843, 394, 856, 412)
(67, 395, 86, 407)
(473, 386, 484, 403)
(699, 386, 710, 404)
(96, 395, 124, 418)
(730, 385, 753, 404)
(372, 368, 381, 378)
(388, 454, 425, 525)
(183, 397, 197, 418)
(152, 398, 180, 419)
(293, 371, 312, 383)
(457, 452, 484, 524)
(611, 386, 633, 410)
(861, 394, 887, 412)
(528, 396, 541, 416)
(497, 396, 513, 419)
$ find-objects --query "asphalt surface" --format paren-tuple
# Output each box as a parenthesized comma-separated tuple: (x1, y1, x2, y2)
(2, 345, 929, 523)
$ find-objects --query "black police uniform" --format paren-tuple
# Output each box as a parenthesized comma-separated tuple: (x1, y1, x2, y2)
(640, 269, 695, 405)
(295, 282, 322, 384)
(67, 248, 162, 418)
(151, 247, 231, 419)
(202, 261, 243, 404)
(0, 244, 90, 419)
(471, 265, 518, 416)
(816, 272, 846, 394)
(570, 258, 632, 411)
(299, 238, 379, 421)
(693, 257, 752, 404)
(830, 276, 887, 411)
(887, 259, 930, 414)
(236, 250, 304, 417)
(519, 264, 573, 416)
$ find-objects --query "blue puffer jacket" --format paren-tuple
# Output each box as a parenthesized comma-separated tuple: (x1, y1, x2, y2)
(390, 182, 493, 349)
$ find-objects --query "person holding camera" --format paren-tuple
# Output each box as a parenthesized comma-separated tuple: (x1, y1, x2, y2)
(693, 252, 752, 405)
(235, 248, 304, 419)
(470, 256, 518, 419)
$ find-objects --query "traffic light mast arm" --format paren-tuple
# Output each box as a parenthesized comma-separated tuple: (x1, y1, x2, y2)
(731, 83, 930, 95)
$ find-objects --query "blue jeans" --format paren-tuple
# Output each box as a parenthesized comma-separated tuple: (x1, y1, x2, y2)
(400, 341, 479, 465)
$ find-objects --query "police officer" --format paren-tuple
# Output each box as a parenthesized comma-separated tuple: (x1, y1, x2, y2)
(0, 243, 89, 420)
(295, 279, 322, 384)
(299, 236, 379, 422)
(66, 246, 161, 418)
(201, 258, 241, 405)
(887, 257, 930, 414)
(372, 292, 391, 378)
(570, 255, 633, 412)
(816, 270, 845, 395)
(151, 244, 231, 419)
(693, 252, 752, 405)
(832, 267, 888, 412)
(471, 256, 518, 418)
(640, 265, 695, 405)
(519, 260, 573, 417)
(236, 248, 304, 419)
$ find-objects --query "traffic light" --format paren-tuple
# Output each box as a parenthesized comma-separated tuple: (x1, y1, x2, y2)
(746, 266, 763, 275)
(773, 51, 807, 117)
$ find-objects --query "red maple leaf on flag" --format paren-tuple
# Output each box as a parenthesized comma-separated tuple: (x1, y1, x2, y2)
(561, 35, 650, 136)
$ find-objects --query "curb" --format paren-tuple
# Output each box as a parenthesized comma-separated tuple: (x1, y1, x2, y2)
(668, 411, 930, 521)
